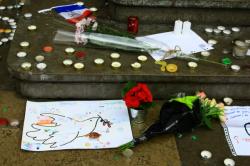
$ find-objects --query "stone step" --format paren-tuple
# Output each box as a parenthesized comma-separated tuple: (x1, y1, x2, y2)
(108, 0, 250, 26)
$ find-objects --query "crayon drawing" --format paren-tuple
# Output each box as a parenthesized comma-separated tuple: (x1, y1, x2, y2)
(21, 100, 133, 151)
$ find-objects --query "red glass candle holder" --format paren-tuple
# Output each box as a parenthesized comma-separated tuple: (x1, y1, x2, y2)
(127, 16, 139, 34)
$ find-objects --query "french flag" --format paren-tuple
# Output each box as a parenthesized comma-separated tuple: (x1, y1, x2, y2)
(54, 4, 92, 24)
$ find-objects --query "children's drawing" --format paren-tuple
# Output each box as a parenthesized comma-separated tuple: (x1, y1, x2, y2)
(21, 100, 133, 151)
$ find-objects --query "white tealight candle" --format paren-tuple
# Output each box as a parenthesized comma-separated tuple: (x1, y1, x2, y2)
(63, 59, 73, 66)
(21, 62, 32, 70)
(89, 7, 98, 12)
(110, 52, 120, 59)
(213, 29, 221, 35)
(2, 17, 9, 21)
(76, 2, 84, 6)
(94, 58, 104, 65)
(201, 150, 212, 160)
(74, 62, 84, 70)
(231, 27, 240, 33)
(111, 61, 121, 69)
(0, 41, 2, 46)
(131, 62, 141, 70)
(36, 63, 47, 71)
(24, 13, 32, 19)
(9, 119, 20, 127)
(223, 30, 231, 35)
(9, 22, 16, 26)
(1, 38, 9, 43)
(17, 51, 27, 58)
(8, 19, 15, 23)
(231, 64, 241, 72)
(223, 97, 233, 106)
(201, 51, 211, 57)
(8, 36, 13, 41)
(0, 6, 6, 10)
(20, 41, 30, 48)
(65, 47, 75, 54)
(205, 28, 213, 34)
(35, 55, 45, 62)
(217, 26, 226, 31)
(208, 39, 218, 45)
(188, 61, 198, 69)
(224, 158, 235, 166)
(137, 55, 148, 62)
(7, 5, 13, 10)
(27, 25, 37, 31)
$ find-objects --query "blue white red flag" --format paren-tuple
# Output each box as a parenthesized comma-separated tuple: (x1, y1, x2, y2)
(54, 4, 92, 24)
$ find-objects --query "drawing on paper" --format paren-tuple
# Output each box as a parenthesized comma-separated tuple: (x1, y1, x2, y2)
(21, 100, 133, 151)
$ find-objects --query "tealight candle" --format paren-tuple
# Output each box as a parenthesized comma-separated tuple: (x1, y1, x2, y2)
(217, 26, 226, 31)
(36, 63, 47, 71)
(137, 55, 148, 62)
(8, 36, 13, 41)
(205, 28, 213, 34)
(223, 97, 233, 106)
(21, 62, 32, 70)
(213, 29, 221, 35)
(0, 6, 6, 10)
(208, 39, 218, 45)
(65, 47, 75, 54)
(223, 30, 231, 35)
(76, 2, 84, 6)
(110, 52, 120, 59)
(2, 17, 9, 21)
(63, 59, 73, 66)
(111, 61, 121, 69)
(231, 64, 241, 72)
(27, 25, 37, 31)
(20, 41, 30, 48)
(17, 51, 27, 58)
(8, 19, 15, 23)
(7, 5, 13, 10)
(9, 119, 19, 127)
(35, 55, 45, 62)
(200, 150, 212, 160)
(188, 61, 198, 69)
(222, 49, 231, 54)
(0, 41, 2, 46)
(24, 13, 32, 19)
(231, 27, 240, 33)
(1, 38, 9, 43)
(201, 51, 211, 57)
(74, 62, 84, 70)
(94, 58, 104, 66)
(4, 29, 12, 34)
(89, 7, 98, 12)
(131, 62, 141, 70)
(19, 2, 25, 6)
(224, 158, 235, 166)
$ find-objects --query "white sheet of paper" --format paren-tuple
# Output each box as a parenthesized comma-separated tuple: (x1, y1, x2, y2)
(222, 106, 250, 156)
(21, 100, 133, 151)
(136, 30, 213, 61)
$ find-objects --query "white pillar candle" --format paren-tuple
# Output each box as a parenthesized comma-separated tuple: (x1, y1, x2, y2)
(174, 20, 183, 35)
(182, 21, 191, 34)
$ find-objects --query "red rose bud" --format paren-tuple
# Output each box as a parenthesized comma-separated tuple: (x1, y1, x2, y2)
(127, 16, 139, 34)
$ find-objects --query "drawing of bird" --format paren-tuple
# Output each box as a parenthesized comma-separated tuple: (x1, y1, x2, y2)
(26, 113, 112, 148)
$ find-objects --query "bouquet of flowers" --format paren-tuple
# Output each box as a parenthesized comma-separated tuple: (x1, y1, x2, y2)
(120, 91, 225, 150)
(121, 82, 154, 110)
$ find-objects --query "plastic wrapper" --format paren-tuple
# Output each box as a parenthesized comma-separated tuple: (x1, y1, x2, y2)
(54, 30, 160, 52)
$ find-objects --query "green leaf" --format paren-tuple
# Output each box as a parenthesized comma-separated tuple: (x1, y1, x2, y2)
(172, 96, 198, 109)
(121, 81, 137, 97)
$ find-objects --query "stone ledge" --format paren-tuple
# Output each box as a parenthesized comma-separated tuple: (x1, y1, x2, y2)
(111, 0, 250, 9)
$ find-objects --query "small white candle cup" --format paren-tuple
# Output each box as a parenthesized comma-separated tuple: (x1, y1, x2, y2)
(76, 2, 84, 6)
(94, 58, 104, 66)
(74, 62, 84, 70)
(36, 63, 47, 71)
(188, 61, 198, 69)
(137, 55, 148, 62)
(223, 30, 231, 36)
(200, 150, 212, 160)
(17, 51, 27, 58)
(231, 64, 241, 72)
(89, 7, 98, 12)
(205, 28, 213, 34)
(65, 47, 75, 54)
(21, 62, 32, 70)
(201, 51, 211, 58)
(233, 40, 248, 59)
(208, 39, 218, 45)
(231, 27, 240, 33)
(213, 29, 222, 35)
(20, 41, 30, 48)
(1, 38, 9, 43)
(63, 59, 73, 66)
(224, 158, 235, 166)
(131, 62, 142, 70)
(24, 13, 32, 19)
(111, 61, 121, 69)
(223, 97, 233, 106)
(110, 52, 120, 59)
(217, 26, 226, 31)
(27, 25, 37, 31)
(35, 55, 45, 62)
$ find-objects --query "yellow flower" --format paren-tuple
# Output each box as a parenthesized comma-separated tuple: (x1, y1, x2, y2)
(219, 114, 226, 122)
(210, 99, 217, 107)
(216, 102, 225, 110)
